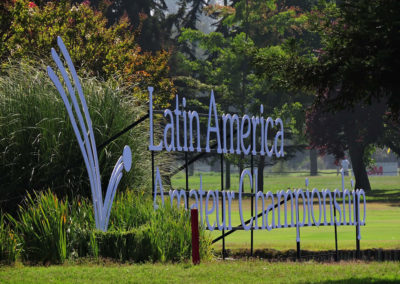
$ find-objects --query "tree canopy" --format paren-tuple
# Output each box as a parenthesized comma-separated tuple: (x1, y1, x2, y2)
(2, 0, 399, 192)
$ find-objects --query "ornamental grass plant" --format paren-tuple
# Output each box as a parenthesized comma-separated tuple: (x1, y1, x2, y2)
(0, 63, 150, 213)
(149, 205, 193, 262)
(67, 196, 96, 259)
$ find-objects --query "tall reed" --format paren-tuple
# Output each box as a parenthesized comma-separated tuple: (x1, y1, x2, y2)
(8, 190, 67, 263)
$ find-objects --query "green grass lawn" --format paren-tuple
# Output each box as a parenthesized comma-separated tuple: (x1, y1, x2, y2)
(172, 173, 400, 251)
(1, 261, 399, 283)
(210, 202, 400, 251)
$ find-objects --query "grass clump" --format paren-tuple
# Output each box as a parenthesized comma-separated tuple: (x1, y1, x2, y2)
(108, 191, 154, 231)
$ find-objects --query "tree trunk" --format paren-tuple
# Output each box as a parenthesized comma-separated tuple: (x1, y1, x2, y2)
(310, 148, 318, 176)
(257, 155, 265, 192)
(225, 159, 231, 189)
(348, 142, 371, 192)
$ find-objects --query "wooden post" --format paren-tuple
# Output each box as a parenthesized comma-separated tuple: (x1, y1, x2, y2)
(191, 209, 200, 265)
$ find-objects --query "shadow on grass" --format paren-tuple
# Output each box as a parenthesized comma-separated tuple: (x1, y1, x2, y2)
(227, 248, 400, 262)
(367, 188, 400, 203)
(317, 279, 399, 283)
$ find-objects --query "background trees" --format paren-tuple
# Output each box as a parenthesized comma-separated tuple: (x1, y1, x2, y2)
(176, 0, 315, 187)
(303, 0, 400, 114)
(301, 0, 400, 191)
(254, 0, 400, 191)
(1, 0, 398, 206)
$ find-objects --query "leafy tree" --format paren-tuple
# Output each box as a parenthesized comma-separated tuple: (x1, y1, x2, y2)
(92, 0, 173, 52)
(303, 0, 400, 115)
(306, 96, 388, 191)
(0, 0, 175, 106)
(177, 0, 312, 189)
(254, 0, 400, 190)
(89, 0, 212, 53)
(181, 0, 208, 29)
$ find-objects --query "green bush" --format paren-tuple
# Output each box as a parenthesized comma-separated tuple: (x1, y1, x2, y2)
(0, 63, 150, 213)
(94, 226, 153, 262)
(109, 192, 212, 262)
(149, 205, 212, 262)
(8, 190, 67, 264)
(91, 204, 212, 263)
(149, 206, 192, 262)
(67, 191, 154, 259)
(0, 213, 20, 264)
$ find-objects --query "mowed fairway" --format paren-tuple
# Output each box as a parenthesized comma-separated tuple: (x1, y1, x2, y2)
(1, 261, 400, 283)
(172, 173, 400, 251)
(209, 201, 400, 251)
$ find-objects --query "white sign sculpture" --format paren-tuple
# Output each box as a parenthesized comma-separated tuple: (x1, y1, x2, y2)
(47, 37, 132, 231)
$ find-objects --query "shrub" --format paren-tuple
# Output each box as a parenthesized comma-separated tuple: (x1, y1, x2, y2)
(91, 204, 212, 263)
(149, 205, 192, 262)
(8, 190, 67, 264)
(0, 213, 20, 264)
(0, 0, 175, 106)
(0, 64, 150, 213)
(94, 226, 153, 262)
(149, 205, 212, 262)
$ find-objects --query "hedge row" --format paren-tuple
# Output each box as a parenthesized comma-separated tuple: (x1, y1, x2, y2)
(94, 227, 153, 262)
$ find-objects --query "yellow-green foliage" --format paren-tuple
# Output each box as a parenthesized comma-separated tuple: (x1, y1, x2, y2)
(0, 0, 175, 106)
